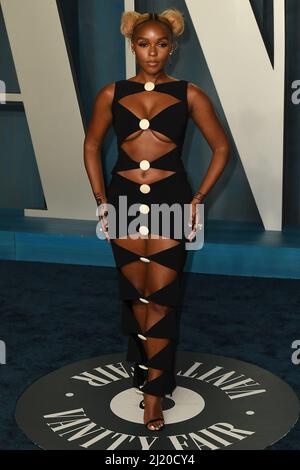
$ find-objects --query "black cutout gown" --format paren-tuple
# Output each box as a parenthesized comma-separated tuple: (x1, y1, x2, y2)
(106, 79, 193, 398)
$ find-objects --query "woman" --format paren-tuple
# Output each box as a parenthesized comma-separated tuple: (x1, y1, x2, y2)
(84, 9, 230, 432)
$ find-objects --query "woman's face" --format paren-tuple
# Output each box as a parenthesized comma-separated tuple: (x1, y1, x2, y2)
(131, 21, 173, 73)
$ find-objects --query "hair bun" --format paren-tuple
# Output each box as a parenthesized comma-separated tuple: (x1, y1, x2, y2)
(120, 11, 144, 38)
(160, 8, 185, 37)
(120, 9, 185, 39)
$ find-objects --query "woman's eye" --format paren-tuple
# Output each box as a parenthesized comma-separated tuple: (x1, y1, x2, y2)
(138, 43, 168, 48)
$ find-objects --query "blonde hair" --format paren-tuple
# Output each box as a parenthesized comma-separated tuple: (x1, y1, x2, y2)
(120, 9, 185, 40)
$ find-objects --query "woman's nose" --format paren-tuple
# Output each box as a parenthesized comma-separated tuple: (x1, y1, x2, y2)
(149, 46, 157, 56)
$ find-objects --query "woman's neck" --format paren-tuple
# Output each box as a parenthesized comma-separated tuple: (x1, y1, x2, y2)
(134, 70, 169, 83)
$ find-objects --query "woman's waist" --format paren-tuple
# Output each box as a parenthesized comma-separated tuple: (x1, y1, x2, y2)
(110, 167, 186, 185)
(111, 147, 186, 175)
(107, 171, 193, 203)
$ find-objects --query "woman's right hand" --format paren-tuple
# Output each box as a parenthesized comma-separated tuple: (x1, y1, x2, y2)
(97, 201, 110, 243)
(187, 197, 203, 242)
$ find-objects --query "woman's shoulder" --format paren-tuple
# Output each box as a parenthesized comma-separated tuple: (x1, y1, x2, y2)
(186, 81, 214, 114)
(92, 81, 117, 108)
(187, 80, 209, 96)
(187, 81, 211, 102)
(99, 81, 116, 98)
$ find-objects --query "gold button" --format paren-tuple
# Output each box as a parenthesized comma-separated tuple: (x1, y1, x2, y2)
(139, 225, 149, 236)
(138, 333, 147, 340)
(139, 204, 150, 214)
(139, 159, 150, 170)
(140, 256, 150, 263)
(144, 81, 155, 91)
(139, 297, 149, 304)
(139, 118, 150, 130)
(139, 184, 150, 194)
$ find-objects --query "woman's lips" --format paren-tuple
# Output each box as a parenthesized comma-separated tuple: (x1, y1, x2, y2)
(147, 61, 159, 66)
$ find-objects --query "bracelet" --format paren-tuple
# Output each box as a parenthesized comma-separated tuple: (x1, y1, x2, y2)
(94, 191, 107, 206)
(193, 190, 206, 202)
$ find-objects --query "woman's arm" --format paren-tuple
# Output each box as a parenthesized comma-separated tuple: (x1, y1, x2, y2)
(187, 82, 231, 204)
(83, 82, 115, 206)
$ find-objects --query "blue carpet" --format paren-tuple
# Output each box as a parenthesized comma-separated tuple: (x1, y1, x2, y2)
(0, 259, 299, 449)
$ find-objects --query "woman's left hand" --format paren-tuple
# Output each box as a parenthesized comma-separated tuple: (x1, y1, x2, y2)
(187, 198, 203, 241)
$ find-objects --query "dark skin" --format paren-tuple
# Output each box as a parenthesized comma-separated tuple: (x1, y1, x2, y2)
(84, 20, 230, 241)
(84, 20, 230, 430)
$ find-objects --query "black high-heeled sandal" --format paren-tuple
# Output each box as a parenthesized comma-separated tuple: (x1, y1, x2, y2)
(139, 398, 145, 409)
(139, 389, 173, 408)
(145, 417, 165, 431)
(140, 395, 165, 431)
(143, 399, 165, 431)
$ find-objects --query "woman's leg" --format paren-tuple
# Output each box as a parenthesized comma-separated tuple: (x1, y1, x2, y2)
(111, 235, 183, 431)
(110, 236, 149, 388)
(142, 237, 181, 430)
